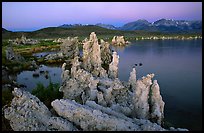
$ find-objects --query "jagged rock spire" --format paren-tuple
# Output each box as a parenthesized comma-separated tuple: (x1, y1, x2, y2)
(149, 80, 165, 125)
(128, 67, 137, 91)
(108, 51, 119, 79)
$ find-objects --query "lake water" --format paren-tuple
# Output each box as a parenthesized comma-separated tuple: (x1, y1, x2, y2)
(17, 39, 202, 131)
(17, 65, 62, 92)
(32, 51, 58, 58)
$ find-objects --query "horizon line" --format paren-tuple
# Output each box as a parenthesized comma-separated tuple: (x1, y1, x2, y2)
(3, 18, 202, 32)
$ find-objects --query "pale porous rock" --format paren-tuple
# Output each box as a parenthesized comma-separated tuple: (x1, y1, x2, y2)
(60, 48, 131, 113)
(60, 37, 79, 58)
(45, 37, 79, 61)
(4, 87, 188, 131)
(6, 46, 25, 61)
(4, 32, 189, 131)
(70, 56, 81, 77)
(132, 80, 150, 119)
(97, 91, 107, 106)
(60, 56, 100, 103)
(112, 36, 126, 46)
(51, 98, 186, 131)
(128, 67, 137, 91)
(82, 32, 99, 71)
(85, 100, 132, 122)
(85, 100, 170, 131)
(11, 35, 39, 45)
(51, 99, 167, 131)
(59, 34, 162, 126)
(82, 32, 108, 77)
(108, 51, 119, 79)
(58, 32, 186, 129)
(3, 88, 78, 131)
(130, 70, 165, 125)
(132, 73, 155, 119)
(61, 63, 70, 83)
(53, 38, 64, 43)
(100, 39, 112, 66)
(149, 80, 165, 125)
(44, 52, 64, 60)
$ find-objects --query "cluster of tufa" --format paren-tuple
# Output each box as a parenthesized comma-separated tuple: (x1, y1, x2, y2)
(45, 37, 79, 61)
(5, 46, 25, 62)
(9, 35, 39, 45)
(3, 32, 188, 131)
(112, 36, 130, 46)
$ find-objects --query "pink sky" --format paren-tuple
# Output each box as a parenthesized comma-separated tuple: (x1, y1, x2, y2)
(2, 2, 202, 31)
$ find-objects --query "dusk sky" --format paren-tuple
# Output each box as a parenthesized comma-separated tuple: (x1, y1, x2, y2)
(2, 2, 202, 31)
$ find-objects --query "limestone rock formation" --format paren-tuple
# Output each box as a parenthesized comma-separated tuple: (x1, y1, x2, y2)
(128, 67, 137, 91)
(108, 51, 119, 79)
(3, 88, 78, 131)
(51, 99, 166, 131)
(100, 39, 112, 67)
(60, 37, 79, 58)
(45, 37, 79, 61)
(11, 35, 39, 45)
(129, 70, 165, 125)
(149, 80, 165, 125)
(59, 33, 165, 126)
(3, 32, 188, 131)
(132, 73, 154, 119)
(82, 32, 108, 77)
(132, 79, 150, 119)
(112, 36, 126, 46)
(53, 38, 64, 43)
(4, 87, 188, 131)
(82, 32, 98, 71)
(44, 52, 64, 61)
(5, 46, 25, 61)
(59, 55, 100, 103)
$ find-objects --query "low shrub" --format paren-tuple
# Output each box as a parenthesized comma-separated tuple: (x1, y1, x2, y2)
(31, 80, 63, 109)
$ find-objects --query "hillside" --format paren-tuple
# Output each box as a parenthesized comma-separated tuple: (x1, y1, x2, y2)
(2, 25, 161, 40)
(2, 25, 202, 40)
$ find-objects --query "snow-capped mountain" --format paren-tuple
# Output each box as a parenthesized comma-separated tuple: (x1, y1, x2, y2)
(119, 19, 202, 33)
(58, 18, 202, 33)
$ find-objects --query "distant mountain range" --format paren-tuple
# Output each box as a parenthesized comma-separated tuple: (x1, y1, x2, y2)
(58, 19, 202, 33)
(2, 19, 202, 39)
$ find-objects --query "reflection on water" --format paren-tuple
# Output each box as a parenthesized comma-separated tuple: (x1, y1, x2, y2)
(33, 51, 59, 58)
(17, 65, 62, 92)
(114, 39, 202, 131)
(17, 39, 202, 131)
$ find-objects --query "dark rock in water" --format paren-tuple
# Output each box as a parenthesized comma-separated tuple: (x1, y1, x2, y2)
(135, 64, 137, 66)
(44, 71, 49, 79)
(139, 63, 142, 66)
(33, 73, 39, 77)
(45, 75, 49, 79)
(39, 70, 44, 74)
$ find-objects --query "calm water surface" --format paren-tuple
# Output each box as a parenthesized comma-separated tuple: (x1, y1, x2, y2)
(17, 39, 202, 131)
(17, 65, 62, 92)
(113, 39, 202, 131)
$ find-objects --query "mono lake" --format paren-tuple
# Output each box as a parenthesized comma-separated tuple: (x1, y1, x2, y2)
(32, 51, 59, 58)
(17, 39, 202, 131)
(17, 65, 62, 92)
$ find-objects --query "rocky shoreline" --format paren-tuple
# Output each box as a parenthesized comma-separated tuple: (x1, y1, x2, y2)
(3, 32, 188, 131)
